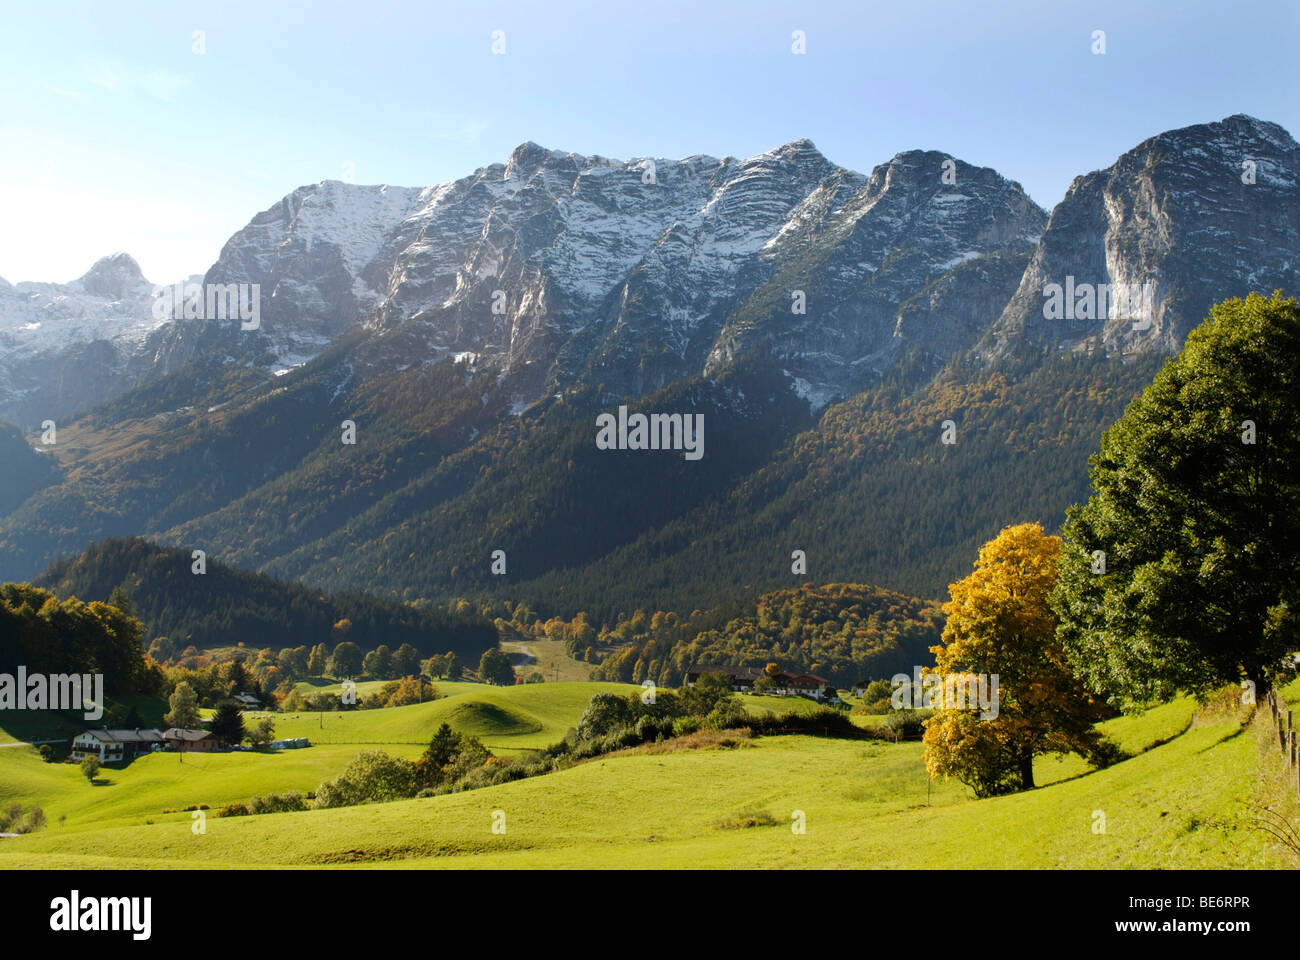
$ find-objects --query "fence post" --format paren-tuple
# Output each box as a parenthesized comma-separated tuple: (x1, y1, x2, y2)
(1291, 730, 1297, 771)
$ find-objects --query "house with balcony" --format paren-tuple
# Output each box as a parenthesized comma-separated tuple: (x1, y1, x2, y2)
(70, 729, 166, 763)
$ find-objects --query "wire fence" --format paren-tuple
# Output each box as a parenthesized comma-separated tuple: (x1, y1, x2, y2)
(1265, 689, 1300, 799)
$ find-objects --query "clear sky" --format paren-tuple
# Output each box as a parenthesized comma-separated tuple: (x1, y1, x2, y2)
(1, 0, 1296, 284)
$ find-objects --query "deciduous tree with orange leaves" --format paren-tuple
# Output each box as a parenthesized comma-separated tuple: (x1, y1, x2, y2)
(923, 523, 1118, 797)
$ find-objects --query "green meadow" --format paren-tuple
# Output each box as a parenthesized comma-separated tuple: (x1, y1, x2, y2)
(1, 677, 1294, 869)
(265, 681, 640, 753)
(267, 681, 819, 754)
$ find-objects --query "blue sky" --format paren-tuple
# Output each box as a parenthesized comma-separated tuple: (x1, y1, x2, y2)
(1, 0, 1296, 283)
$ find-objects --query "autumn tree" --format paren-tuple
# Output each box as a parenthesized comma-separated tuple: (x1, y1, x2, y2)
(923, 523, 1115, 796)
(1053, 292, 1300, 705)
(383, 675, 434, 707)
(215, 658, 249, 698)
(306, 643, 328, 677)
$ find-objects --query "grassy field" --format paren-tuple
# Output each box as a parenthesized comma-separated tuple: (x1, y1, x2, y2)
(1, 680, 1294, 869)
(499, 638, 595, 683)
(0, 740, 428, 833)
(0, 680, 639, 831)
(257, 681, 639, 753)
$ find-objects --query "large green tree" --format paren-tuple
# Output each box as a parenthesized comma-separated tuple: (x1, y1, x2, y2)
(1053, 292, 1300, 704)
(328, 641, 364, 679)
(478, 648, 515, 686)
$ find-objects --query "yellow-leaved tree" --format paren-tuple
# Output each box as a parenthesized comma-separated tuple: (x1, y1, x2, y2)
(922, 523, 1117, 796)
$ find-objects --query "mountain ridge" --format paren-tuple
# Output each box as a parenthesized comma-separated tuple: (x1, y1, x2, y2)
(0, 115, 1293, 617)
(5, 115, 1292, 429)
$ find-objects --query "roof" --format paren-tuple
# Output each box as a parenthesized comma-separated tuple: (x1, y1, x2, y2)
(789, 673, 829, 685)
(78, 729, 165, 743)
(163, 728, 214, 741)
(231, 693, 260, 704)
(685, 665, 767, 681)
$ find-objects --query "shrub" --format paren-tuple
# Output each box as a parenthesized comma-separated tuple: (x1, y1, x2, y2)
(249, 791, 307, 814)
(576, 693, 633, 740)
(215, 803, 251, 818)
(635, 714, 672, 742)
(314, 750, 418, 809)
(80, 755, 100, 782)
(712, 807, 779, 830)
(672, 716, 701, 737)
(443, 737, 493, 782)
(878, 708, 934, 740)
(0, 803, 46, 834)
(703, 696, 748, 730)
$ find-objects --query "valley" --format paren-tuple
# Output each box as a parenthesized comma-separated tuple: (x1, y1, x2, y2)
(1, 112, 1297, 884)
(0, 684, 1293, 869)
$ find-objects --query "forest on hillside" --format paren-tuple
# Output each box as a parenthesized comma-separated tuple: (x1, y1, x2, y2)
(32, 537, 498, 659)
(583, 582, 944, 687)
(499, 350, 1168, 620)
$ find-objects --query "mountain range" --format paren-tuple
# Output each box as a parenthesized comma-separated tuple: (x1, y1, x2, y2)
(1, 114, 1295, 620)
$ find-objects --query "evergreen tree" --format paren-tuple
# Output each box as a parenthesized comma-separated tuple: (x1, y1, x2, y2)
(209, 700, 246, 747)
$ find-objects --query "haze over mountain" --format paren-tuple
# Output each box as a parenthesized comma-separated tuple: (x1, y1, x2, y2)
(0, 114, 1294, 618)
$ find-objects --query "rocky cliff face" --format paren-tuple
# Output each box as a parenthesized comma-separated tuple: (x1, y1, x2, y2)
(201, 179, 427, 368)
(983, 115, 1300, 358)
(704, 149, 1045, 403)
(2, 115, 1294, 429)
(223, 138, 1047, 409)
(0, 253, 177, 426)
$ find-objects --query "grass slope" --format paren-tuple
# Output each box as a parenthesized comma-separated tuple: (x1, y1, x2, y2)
(6, 695, 1279, 870)
(260, 681, 639, 752)
(0, 680, 640, 833)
